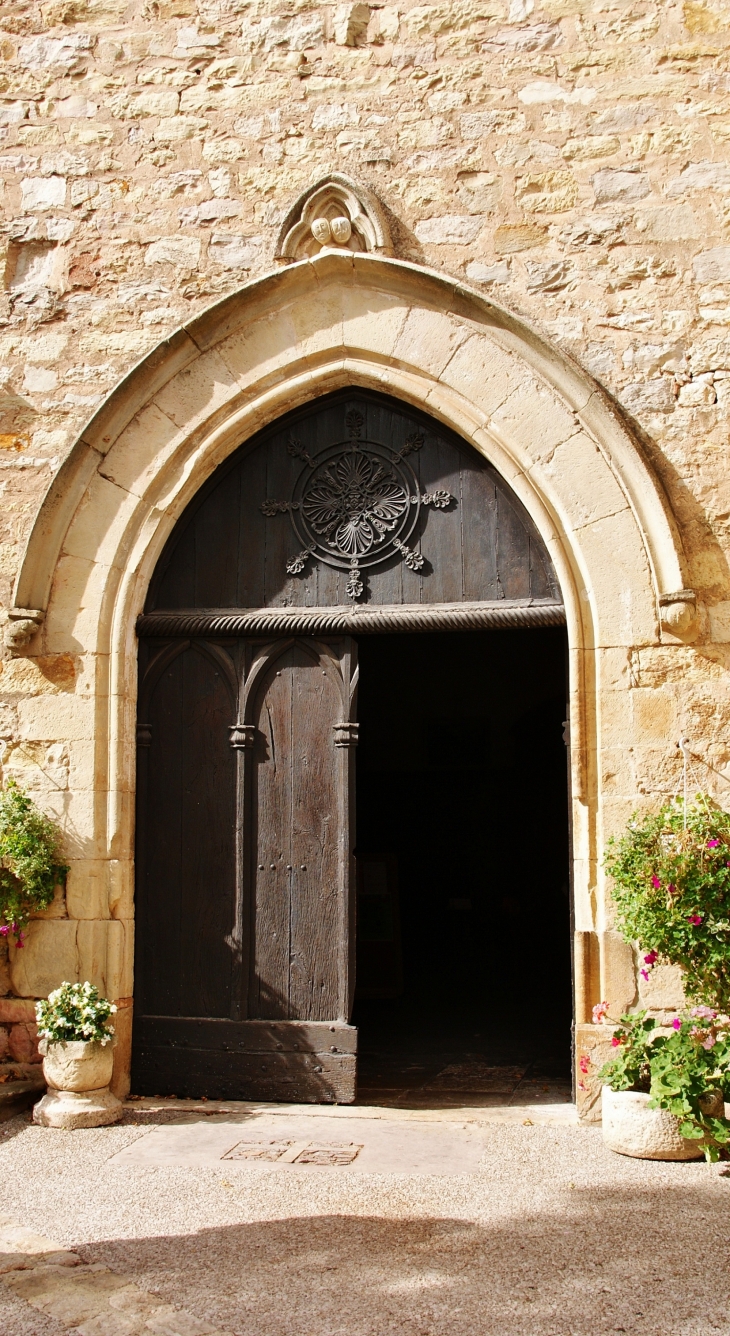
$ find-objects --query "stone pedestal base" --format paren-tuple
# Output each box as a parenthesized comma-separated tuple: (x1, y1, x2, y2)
(33, 1085, 123, 1129)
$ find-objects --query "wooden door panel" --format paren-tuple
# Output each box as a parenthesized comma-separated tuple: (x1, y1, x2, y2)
(135, 633, 357, 1101)
(418, 433, 463, 604)
(134, 644, 238, 1022)
(460, 468, 500, 602)
(251, 649, 294, 1018)
(250, 639, 353, 1025)
(135, 645, 184, 1020)
(289, 648, 341, 1019)
(133, 1016, 356, 1103)
(147, 389, 561, 615)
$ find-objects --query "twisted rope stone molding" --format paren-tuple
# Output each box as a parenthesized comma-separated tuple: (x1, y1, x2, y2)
(136, 600, 567, 639)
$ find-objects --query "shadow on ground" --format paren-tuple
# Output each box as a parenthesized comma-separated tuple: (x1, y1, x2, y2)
(75, 1182, 729, 1336)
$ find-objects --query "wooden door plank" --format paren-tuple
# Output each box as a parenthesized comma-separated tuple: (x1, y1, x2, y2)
(462, 464, 500, 602)
(138, 648, 185, 1017)
(289, 644, 340, 1020)
(236, 444, 268, 609)
(152, 520, 197, 609)
(193, 474, 241, 607)
(136, 1016, 358, 1052)
(418, 432, 462, 604)
(263, 415, 313, 607)
(252, 650, 293, 1017)
(528, 533, 556, 600)
(497, 490, 534, 600)
(179, 647, 238, 1017)
(133, 1043, 356, 1103)
(366, 400, 406, 606)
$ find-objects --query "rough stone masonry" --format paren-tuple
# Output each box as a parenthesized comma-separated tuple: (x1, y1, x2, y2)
(2, 0, 730, 1109)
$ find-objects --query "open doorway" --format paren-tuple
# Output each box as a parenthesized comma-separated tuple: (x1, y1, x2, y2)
(353, 627, 571, 1106)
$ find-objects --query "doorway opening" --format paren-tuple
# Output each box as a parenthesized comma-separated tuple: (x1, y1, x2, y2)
(353, 627, 571, 1107)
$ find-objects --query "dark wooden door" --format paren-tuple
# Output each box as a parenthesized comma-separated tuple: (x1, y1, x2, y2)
(135, 388, 564, 1103)
(133, 636, 358, 1101)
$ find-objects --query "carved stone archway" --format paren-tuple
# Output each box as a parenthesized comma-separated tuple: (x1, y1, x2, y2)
(8, 250, 694, 1102)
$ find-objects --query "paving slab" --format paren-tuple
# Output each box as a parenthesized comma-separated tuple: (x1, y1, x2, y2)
(108, 1112, 488, 1174)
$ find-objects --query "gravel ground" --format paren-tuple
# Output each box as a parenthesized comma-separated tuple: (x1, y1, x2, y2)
(1, 1106, 729, 1336)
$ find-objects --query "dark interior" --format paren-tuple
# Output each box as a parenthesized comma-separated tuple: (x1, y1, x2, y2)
(353, 627, 572, 1104)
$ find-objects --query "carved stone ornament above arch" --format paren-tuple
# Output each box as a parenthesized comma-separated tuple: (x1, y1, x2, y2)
(274, 173, 393, 262)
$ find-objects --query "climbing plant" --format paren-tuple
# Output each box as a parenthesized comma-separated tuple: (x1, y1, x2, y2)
(604, 795, 730, 1009)
(0, 779, 68, 946)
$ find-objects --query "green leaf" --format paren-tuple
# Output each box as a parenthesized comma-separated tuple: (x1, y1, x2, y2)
(0, 779, 68, 940)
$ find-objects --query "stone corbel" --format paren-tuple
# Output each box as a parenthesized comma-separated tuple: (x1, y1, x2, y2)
(659, 589, 698, 642)
(5, 608, 44, 655)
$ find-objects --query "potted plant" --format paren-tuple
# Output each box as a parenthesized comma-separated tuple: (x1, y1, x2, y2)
(32, 982, 123, 1129)
(593, 795, 730, 1159)
(597, 1007, 730, 1161)
(0, 779, 68, 946)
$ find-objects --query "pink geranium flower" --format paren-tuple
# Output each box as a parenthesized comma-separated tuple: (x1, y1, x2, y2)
(592, 1001, 610, 1024)
(651, 875, 661, 889)
(687, 914, 703, 926)
(707, 839, 720, 848)
(672, 1018, 682, 1030)
(611, 1036, 622, 1047)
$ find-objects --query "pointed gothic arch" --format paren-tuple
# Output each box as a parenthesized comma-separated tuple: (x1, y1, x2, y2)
(7, 250, 695, 1101)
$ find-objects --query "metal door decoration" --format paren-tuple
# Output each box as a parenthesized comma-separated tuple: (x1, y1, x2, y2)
(260, 409, 454, 599)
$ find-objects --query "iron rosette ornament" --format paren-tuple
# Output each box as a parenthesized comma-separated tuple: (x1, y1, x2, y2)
(260, 410, 454, 600)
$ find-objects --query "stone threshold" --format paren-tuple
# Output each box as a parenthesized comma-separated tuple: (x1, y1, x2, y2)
(124, 1096, 579, 1128)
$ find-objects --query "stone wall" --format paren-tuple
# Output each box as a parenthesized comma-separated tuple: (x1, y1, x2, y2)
(1, 0, 730, 1107)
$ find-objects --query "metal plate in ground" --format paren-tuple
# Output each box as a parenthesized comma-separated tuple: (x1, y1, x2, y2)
(109, 1114, 487, 1174)
(223, 1138, 363, 1165)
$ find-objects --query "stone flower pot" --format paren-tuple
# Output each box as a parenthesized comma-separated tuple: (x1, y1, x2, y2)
(602, 1085, 724, 1161)
(33, 1039, 123, 1130)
